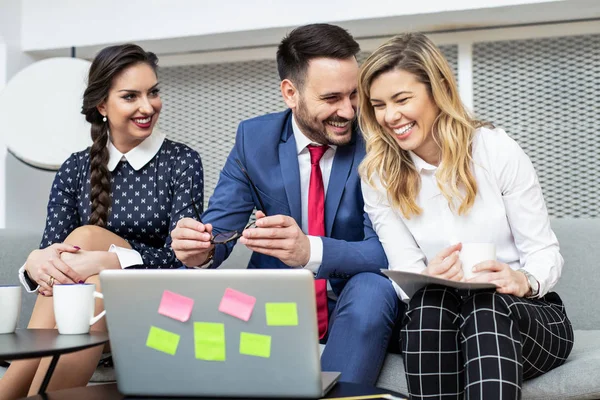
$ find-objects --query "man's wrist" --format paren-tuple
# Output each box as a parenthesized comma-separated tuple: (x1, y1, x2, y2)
(191, 247, 215, 269)
(302, 236, 322, 272)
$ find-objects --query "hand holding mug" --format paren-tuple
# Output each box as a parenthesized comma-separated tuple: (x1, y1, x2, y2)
(467, 261, 530, 296)
(424, 243, 464, 281)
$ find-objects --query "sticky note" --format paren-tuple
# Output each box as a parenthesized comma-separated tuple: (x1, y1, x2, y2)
(218, 288, 256, 321)
(239, 332, 271, 358)
(146, 326, 180, 355)
(158, 290, 194, 322)
(194, 322, 226, 361)
(265, 302, 298, 326)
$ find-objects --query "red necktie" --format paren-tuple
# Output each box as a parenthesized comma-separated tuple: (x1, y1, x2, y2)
(307, 144, 329, 339)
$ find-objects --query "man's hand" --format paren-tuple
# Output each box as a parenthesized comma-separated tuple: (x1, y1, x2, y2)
(424, 243, 464, 281)
(25, 243, 83, 296)
(171, 218, 215, 267)
(467, 261, 530, 297)
(239, 211, 310, 267)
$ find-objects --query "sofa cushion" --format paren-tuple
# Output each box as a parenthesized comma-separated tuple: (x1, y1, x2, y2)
(376, 330, 600, 400)
(550, 218, 600, 330)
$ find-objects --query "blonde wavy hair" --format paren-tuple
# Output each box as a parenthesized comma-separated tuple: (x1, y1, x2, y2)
(359, 33, 489, 218)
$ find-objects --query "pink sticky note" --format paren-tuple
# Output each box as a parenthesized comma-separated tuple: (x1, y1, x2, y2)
(158, 290, 194, 322)
(218, 288, 256, 322)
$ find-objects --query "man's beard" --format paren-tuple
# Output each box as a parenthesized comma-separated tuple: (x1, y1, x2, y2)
(294, 99, 354, 147)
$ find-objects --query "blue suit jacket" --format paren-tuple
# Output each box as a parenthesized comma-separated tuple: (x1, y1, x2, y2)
(202, 110, 387, 293)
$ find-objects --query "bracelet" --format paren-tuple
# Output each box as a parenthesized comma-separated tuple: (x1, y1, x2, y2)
(24, 270, 38, 290)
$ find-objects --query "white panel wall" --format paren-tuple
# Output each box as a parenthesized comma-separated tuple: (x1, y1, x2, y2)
(3, 0, 600, 228)
(0, 38, 5, 228)
(0, 0, 35, 228)
(20, 0, 590, 58)
(21, 0, 552, 47)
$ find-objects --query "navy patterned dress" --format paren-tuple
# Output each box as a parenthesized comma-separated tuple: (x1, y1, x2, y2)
(40, 139, 203, 269)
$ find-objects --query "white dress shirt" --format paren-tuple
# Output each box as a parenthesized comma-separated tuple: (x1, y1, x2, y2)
(19, 129, 166, 292)
(362, 127, 562, 301)
(292, 116, 337, 274)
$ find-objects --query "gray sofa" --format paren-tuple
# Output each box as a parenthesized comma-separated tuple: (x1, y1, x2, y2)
(1, 218, 599, 398)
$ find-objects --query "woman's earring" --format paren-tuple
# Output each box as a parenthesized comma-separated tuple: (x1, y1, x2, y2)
(102, 116, 107, 122)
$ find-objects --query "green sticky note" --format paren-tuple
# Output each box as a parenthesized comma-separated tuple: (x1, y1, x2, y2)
(265, 302, 298, 326)
(194, 322, 226, 361)
(239, 332, 271, 358)
(146, 326, 180, 355)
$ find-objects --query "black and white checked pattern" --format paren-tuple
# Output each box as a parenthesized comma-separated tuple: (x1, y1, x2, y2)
(401, 285, 574, 400)
(41, 139, 203, 269)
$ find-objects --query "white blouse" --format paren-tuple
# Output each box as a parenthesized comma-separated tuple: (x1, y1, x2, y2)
(362, 127, 562, 300)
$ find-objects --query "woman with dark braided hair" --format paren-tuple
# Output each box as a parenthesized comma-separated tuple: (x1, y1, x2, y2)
(0, 44, 203, 398)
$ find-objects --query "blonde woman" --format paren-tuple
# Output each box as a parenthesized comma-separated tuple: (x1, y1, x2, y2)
(358, 33, 573, 399)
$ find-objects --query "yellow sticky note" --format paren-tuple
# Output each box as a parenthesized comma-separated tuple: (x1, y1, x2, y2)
(265, 302, 298, 326)
(194, 322, 226, 361)
(240, 332, 271, 358)
(146, 326, 180, 355)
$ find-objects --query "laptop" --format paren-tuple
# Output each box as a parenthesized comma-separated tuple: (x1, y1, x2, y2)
(100, 268, 340, 398)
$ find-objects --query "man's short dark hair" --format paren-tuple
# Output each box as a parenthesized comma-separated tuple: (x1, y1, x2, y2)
(276, 23, 360, 89)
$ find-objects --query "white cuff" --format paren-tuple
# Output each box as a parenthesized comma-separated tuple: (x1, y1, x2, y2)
(303, 236, 323, 274)
(19, 263, 40, 293)
(109, 245, 143, 268)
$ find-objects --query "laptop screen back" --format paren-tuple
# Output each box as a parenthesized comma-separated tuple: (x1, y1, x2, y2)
(100, 268, 323, 398)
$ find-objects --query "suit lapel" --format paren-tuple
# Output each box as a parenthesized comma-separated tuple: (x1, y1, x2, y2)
(325, 141, 356, 236)
(279, 115, 302, 225)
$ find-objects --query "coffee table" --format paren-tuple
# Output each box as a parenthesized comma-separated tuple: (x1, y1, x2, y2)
(0, 329, 109, 395)
(23, 382, 408, 399)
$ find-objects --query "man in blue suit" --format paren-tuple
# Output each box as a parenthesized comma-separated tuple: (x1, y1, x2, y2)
(171, 23, 401, 385)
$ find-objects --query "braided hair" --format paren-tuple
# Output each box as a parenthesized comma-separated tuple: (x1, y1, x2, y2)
(81, 44, 158, 227)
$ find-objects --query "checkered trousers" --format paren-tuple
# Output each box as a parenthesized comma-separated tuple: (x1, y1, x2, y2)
(401, 285, 574, 400)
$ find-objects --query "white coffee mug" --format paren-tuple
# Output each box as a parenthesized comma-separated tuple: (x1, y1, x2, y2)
(53, 284, 105, 335)
(0, 285, 21, 334)
(459, 243, 496, 280)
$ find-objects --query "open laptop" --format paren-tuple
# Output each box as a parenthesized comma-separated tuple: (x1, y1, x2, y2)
(100, 269, 340, 398)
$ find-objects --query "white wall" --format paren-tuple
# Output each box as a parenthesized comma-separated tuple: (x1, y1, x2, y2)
(3, 0, 600, 228)
(0, 38, 5, 229)
(22, 0, 597, 58)
(0, 0, 36, 228)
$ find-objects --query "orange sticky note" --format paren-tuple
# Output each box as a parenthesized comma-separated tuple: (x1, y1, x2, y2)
(158, 290, 194, 322)
(218, 288, 256, 322)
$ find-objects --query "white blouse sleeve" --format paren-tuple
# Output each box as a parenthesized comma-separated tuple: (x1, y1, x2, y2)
(361, 176, 428, 300)
(492, 130, 563, 296)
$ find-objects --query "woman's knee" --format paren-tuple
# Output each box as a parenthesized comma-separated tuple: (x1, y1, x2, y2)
(64, 226, 109, 249)
(460, 291, 517, 328)
(462, 292, 512, 315)
(64, 225, 129, 251)
(404, 286, 461, 329)
(409, 285, 459, 310)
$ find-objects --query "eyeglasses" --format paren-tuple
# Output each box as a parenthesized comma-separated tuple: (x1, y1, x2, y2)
(190, 158, 267, 244)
